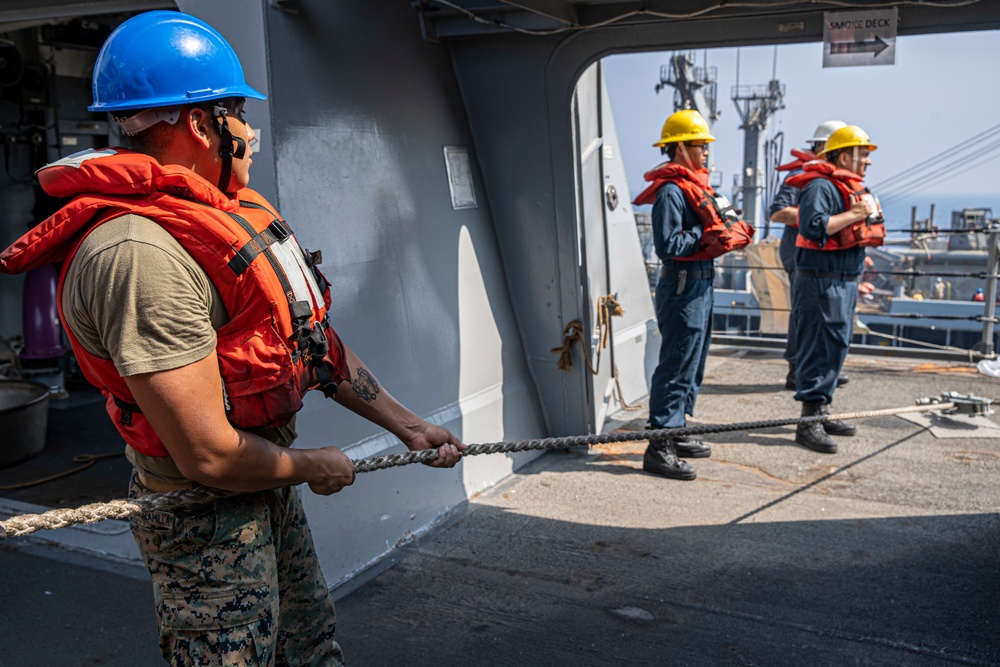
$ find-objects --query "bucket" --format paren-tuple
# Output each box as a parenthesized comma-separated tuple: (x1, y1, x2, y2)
(0, 380, 50, 469)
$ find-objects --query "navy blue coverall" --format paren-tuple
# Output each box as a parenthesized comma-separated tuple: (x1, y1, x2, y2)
(793, 178, 864, 405)
(769, 172, 802, 365)
(648, 183, 714, 429)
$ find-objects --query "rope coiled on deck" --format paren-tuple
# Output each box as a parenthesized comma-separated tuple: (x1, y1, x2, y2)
(0, 402, 954, 540)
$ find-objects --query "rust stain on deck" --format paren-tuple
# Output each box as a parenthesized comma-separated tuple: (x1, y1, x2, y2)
(910, 363, 979, 375)
(949, 449, 999, 464)
(593, 439, 646, 464)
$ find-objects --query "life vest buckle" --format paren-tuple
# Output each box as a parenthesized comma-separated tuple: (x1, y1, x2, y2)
(113, 394, 142, 426)
(303, 248, 322, 267)
(268, 219, 290, 241)
(289, 299, 312, 323)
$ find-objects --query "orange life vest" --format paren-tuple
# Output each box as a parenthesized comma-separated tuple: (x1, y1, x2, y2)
(773, 149, 819, 230)
(776, 147, 817, 173)
(786, 161, 886, 251)
(0, 148, 350, 457)
(633, 163, 754, 261)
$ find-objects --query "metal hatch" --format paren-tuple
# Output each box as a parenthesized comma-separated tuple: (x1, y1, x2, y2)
(571, 60, 615, 432)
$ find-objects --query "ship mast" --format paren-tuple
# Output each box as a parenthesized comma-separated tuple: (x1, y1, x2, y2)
(731, 50, 785, 237)
(655, 52, 720, 175)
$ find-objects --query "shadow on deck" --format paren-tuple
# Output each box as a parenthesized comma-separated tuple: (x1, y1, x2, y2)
(2, 350, 999, 666)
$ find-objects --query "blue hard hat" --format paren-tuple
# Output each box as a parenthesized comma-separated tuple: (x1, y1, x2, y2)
(89, 11, 266, 112)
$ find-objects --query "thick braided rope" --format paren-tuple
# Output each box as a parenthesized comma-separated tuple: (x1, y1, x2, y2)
(0, 486, 236, 539)
(354, 403, 950, 472)
(0, 402, 953, 539)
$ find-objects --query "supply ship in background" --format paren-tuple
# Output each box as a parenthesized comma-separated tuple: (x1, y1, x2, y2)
(0, 0, 997, 637)
(632, 51, 1000, 361)
(637, 199, 1000, 359)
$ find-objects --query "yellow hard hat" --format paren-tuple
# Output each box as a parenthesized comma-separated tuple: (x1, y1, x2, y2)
(653, 109, 715, 147)
(818, 125, 877, 156)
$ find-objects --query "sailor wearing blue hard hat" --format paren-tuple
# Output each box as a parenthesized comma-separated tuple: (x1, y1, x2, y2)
(0, 9, 467, 665)
(90, 10, 266, 193)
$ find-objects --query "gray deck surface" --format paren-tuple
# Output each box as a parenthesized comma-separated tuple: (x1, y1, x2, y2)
(0, 378, 132, 508)
(2, 350, 999, 666)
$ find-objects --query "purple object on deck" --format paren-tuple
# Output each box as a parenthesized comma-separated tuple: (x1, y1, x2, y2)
(21, 264, 69, 360)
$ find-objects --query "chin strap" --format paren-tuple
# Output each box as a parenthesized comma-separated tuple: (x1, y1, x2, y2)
(212, 104, 247, 193)
(676, 142, 694, 170)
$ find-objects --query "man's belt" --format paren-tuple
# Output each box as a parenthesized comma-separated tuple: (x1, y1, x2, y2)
(661, 266, 713, 281)
(796, 268, 860, 282)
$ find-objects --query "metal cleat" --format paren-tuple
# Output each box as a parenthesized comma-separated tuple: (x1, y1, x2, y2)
(916, 392, 995, 416)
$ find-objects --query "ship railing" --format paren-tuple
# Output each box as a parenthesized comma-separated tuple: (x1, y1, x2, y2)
(639, 224, 1000, 362)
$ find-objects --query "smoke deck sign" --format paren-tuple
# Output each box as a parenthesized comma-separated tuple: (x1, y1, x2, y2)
(823, 8, 897, 68)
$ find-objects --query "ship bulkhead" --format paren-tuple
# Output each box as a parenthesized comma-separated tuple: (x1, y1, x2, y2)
(1, 0, 999, 590)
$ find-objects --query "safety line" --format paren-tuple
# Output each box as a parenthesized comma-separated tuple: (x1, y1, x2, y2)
(739, 264, 1000, 280)
(718, 303, 1000, 324)
(0, 402, 957, 540)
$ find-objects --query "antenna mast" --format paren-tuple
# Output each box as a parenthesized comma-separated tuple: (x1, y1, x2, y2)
(656, 51, 720, 174)
(731, 76, 785, 235)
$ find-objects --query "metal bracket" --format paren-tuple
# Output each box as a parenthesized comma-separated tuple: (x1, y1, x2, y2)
(917, 391, 995, 416)
(605, 184, 619, 211)
(410, 0, 439, 42)
(269, 0, 301, 14)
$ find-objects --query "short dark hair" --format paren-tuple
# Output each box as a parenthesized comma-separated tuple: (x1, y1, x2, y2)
(114, 98, 245, 154)
(114, 112, 174, 154)
(663, 144, 678, 160)
(113, 106, 195, 154)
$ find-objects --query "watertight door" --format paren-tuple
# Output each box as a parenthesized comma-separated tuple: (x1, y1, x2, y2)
(571, 62, 615, 432)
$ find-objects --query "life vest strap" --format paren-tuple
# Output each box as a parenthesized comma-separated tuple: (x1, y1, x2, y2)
(708, 197, 740, 224)
(315, 360, 339, 398)
(113, 394, 142, 426)
(289, 299, 313, 321)
(223, 211, 296, 302)
(227, 218, 292, 276)
(224, 203, 342, 397)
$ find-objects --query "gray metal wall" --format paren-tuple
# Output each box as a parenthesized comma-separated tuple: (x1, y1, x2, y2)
(200, 1, 549, 586)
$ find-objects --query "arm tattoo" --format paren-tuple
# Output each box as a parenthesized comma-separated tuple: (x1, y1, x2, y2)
(351, 367, 380, 403)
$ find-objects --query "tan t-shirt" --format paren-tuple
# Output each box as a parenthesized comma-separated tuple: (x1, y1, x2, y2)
(61, 213, 295, 484)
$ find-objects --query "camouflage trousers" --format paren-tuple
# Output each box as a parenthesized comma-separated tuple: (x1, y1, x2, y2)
(129, 471, 345, 666)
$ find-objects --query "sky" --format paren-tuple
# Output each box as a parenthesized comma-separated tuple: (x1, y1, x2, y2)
(602, 29, 1000, 230)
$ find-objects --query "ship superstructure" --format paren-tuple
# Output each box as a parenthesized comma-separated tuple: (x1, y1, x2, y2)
(0, 0, 999, 617)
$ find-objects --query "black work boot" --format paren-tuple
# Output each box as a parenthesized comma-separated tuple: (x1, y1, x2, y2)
(784, 364, 796, 391)
(643, 439, 697, 480)
(836, 374, 850, 387)
(795, 401, 837, 453)
(819, 402, 856, 437)
(672, 435, 712, 458)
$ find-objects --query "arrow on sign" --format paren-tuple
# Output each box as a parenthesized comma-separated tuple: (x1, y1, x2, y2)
(830, 35, 890, 57)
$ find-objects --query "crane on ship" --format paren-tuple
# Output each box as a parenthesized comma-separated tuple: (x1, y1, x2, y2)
(730, 49, 784, 239)
(655, 51, 720, 176)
